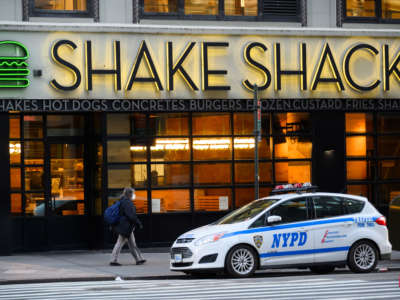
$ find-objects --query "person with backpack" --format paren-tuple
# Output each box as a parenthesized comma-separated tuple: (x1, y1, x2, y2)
(109, 187, 146, 266)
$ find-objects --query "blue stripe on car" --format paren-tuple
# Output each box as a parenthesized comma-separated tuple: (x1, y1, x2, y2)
(260, 246, 350, 258)
(221, 217, 355, 239)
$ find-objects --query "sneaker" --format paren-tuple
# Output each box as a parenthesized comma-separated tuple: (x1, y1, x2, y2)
(109, 262, 122, 266)
(136, 259, 146, 265)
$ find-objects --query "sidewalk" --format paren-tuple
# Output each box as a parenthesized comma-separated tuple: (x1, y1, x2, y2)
(0, 249, 399, 284)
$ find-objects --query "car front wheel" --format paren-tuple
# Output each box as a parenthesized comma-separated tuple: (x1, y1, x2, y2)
(226, 245, 258, 278)
(348, 240, 378, 273)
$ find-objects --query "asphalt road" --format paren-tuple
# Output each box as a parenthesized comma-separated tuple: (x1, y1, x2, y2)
(0, 269, 399, 299)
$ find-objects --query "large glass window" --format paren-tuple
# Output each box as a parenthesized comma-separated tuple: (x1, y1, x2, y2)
(29, 0, 93, 18)
(346, 112, 400, 216)
(8, 113, 93, 218)
(345, 0, 400, 22)
(225, 0, 257, 16)
(105, 112, 312, 213)
(141, 0, 301, 21)
(144, 0, 178, 13)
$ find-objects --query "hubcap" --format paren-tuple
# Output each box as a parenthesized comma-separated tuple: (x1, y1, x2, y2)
(354, 244, 375, 270)
(231, 248, 254, 275)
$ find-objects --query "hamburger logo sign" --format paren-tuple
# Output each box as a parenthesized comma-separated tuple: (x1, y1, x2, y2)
(0, 41, 30, 88)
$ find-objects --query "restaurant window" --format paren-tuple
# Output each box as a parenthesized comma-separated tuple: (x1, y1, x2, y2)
(344, 0, 400, 22)
(194, 188, 232, 211)
(29, 0, 94, 18)
(9, 113, 91, 217)
(140, 0, 301, 21)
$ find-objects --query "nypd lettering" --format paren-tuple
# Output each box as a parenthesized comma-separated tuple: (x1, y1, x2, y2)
(271, 232, 307, 248)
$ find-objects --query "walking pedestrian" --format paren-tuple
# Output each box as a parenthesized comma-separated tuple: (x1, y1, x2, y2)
(110, 187, 146, 266)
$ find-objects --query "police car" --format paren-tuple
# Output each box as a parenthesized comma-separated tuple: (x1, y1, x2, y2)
(170, 184, 392, 277)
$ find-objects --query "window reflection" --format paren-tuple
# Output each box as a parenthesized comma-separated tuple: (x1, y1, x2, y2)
(25, 167, 44, 191)
(151, 164, 190, 186)
(192, 113, 230, 135)
(24, 141, 44, 165)
(26, 193, 45, 216)
(347, 160, 370, 180)
(151, 138, 190, 161)
(275, 161, 311, 183)
(10, 193, 22, 216)
(144, 0, 178, 13)
(34, 0, 87, 11)
(235, 162, 272, 184)
(9, 141, 21, 164)
(185, 0, 219, 15)
(152, 189, 190, 212)
(9, 115, 20, 139)
(108, 164, 147, 188)
(378, 136, 400, 157)
(50, 144, 84, 216)
(47, 115, 84, 136)
(235, 188, 255, 208)
(24, 115, 43, 138)
(194, 188, 232, 211)
(382, 0, 400, 19)
(225, 0, 257, 16)
(108, 140, 147, 162)
(152, 113, 189, 136)
(379, 160, 400, 179)
(378, 113, 400, 133)
(193, 138, 232, 160)
(346, 113, 373, 133)
(107, 114, 130, 135)
(194, 163, 231, 185)
(346, 136, 374, 157)
(346, 0, 376, 17)
(10, 167, 21, 190)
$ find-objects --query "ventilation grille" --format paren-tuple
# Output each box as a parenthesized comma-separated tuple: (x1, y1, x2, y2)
(262, 0, 299, 17)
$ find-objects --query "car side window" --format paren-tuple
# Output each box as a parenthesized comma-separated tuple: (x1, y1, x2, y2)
(269, 198, 308, 224)
(249, 214, 266, 228)
(313, 196, 344, 219)
(343, 198, 365, 214)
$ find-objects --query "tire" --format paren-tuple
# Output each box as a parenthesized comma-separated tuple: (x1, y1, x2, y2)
(348, 240, 378, 273)
(226, 245, 258, 278)
(309, 266, 335, 274)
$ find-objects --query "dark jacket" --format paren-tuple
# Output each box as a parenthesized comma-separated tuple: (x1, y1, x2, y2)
(114, 196, 143, 238)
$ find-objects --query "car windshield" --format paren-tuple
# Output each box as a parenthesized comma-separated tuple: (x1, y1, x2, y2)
(215, 198, 279, 225)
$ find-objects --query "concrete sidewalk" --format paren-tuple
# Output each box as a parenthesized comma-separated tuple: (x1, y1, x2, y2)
(0, 249, 399, 284)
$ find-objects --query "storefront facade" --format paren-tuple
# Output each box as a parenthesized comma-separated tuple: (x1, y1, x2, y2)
(1, 23, 400, 254)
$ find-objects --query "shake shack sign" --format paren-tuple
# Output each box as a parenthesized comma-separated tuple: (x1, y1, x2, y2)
(3, 29, 400, 101)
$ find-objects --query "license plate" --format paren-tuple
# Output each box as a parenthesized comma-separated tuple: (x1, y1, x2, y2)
(174, 253, 183, 263)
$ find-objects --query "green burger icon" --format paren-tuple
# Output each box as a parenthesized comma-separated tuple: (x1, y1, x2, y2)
(0, 41, 30, 88)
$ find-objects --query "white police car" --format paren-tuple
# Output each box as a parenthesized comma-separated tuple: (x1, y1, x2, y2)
(170, 184, 392, 277)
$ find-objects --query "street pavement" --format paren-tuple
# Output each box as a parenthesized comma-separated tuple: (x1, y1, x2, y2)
(0, 248, 399, 284)
(1, 273, 400, 299)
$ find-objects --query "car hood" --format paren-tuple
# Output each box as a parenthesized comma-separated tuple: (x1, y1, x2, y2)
(177, 223, 245, 240)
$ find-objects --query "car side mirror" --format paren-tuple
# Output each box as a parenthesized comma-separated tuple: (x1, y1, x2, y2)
(267, 215, 282, 224)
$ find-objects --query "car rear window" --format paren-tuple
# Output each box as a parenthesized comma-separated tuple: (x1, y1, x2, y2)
(343, 198, 365, 214)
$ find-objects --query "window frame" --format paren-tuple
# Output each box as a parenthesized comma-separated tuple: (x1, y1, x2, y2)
(139, 0, 302, 22)
(342, 0, 400, 24)
(28, 0, 96, 18)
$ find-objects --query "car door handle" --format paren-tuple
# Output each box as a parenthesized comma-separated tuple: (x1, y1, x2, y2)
(299, 227, 308, 232)
(343, 221, 353, 226)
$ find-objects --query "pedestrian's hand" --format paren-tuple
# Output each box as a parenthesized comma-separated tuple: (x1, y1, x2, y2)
(139, 224, 143, 230)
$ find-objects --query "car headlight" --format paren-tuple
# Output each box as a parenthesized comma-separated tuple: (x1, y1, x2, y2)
(194, 232, 227, 247)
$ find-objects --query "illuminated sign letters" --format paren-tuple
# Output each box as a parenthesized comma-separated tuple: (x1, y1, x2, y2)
(48, 39, 400, 94)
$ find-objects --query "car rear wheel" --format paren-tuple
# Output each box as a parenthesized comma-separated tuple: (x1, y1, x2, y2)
(348, 240, 378, 273)
(309, 266, 335, 274)
(226, 245, 258, 278)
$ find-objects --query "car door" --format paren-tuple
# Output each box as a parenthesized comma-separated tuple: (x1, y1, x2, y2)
(310, 195, 354, 264)
(252, 197, 314, 267)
